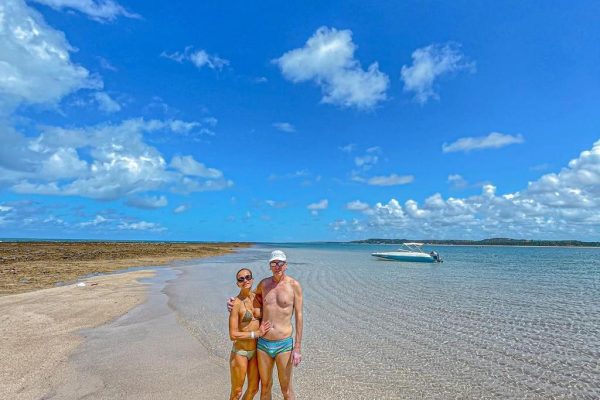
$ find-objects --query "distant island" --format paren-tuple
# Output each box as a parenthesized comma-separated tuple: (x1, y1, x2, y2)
(350, 238, 600, 247)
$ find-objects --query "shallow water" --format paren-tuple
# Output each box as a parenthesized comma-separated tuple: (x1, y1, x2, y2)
(167, 244, 600, 399)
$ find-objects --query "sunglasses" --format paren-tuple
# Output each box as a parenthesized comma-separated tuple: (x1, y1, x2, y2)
(236, 274, 253, 282)
(270, 261, 286, 268)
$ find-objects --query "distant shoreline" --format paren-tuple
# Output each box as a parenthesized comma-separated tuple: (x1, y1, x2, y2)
(350, 238, 600, 248)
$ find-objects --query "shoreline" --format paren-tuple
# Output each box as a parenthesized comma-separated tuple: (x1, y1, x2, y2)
(0, 241, 251, 296)
(0, 269, 156, 400)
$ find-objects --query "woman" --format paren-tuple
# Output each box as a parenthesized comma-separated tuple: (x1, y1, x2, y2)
(229, 268, 271, 400)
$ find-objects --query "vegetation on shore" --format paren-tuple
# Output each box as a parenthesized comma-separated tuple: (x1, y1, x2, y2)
(351, 237, 600, 247)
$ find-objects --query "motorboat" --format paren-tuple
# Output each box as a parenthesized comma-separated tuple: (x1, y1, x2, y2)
(371, 243, 442, 263)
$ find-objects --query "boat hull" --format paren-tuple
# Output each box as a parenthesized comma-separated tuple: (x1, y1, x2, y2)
(371, 253, 436, 263)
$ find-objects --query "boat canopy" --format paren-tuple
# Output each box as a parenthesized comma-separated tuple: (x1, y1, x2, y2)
(403, 242, 424, 246)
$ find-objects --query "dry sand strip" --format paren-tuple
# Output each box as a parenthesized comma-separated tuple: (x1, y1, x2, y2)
(0, 270, 155, 400)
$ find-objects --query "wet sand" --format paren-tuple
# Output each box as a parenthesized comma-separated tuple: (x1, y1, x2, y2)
(0, 241, 249, 295)
(0, 270, 156, 400)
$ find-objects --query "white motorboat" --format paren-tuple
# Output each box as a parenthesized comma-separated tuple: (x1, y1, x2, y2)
(371, 243, 442, 263)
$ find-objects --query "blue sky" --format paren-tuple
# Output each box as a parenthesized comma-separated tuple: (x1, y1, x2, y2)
(1, 0, 599, 241)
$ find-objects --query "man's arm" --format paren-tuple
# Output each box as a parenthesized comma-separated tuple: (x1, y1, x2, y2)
(292, 280, 303, 367)
(252, 280, 263, 319)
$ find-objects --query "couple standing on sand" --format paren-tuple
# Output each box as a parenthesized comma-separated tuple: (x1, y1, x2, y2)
(227, 250, 304, 400)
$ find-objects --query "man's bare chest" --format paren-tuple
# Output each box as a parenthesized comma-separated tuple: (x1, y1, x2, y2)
(264, 284, 294, 309)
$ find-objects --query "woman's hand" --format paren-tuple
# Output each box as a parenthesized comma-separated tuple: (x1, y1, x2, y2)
(258, 321, 272, 337)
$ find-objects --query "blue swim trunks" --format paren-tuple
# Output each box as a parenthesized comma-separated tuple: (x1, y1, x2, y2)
(257, 336, 293, 358)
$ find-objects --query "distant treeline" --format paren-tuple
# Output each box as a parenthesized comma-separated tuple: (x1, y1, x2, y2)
(350, 237, 600, 247)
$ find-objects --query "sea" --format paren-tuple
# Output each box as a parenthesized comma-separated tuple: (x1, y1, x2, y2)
(165, 243, 600, 399)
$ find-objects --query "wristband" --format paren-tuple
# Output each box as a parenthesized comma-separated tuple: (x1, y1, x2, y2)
(251, 331, 255, 339)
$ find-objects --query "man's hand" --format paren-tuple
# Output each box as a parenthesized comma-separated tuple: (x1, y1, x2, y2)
(292, 350, 302, 367)
(258, 321, 272, 337)
(226, 297, 235, 312)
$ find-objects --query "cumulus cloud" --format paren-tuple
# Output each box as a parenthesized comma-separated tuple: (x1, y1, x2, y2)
(170, 155, 223, 179)
(367, 174, 414, 186)
(31, 0, 139, 22)
(307, 199, 328, 216)
(1, 118, 233, 200)
(126, 195, 168, 209)
(161, 47, 229, 70)
(272, 122, 296, 133)
(0, 0, 100, 114)
(93, 91, 121, 113)
(274, 26, 389, 109)
(334, 140, 600, 239)
(346, 200, 369, 211)
(401, 43, 475, 104)
(443, 132, 524, 153)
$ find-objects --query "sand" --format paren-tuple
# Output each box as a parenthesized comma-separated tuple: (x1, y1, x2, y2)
(0, 270, 155, 400)
(0, 241, 249, 295)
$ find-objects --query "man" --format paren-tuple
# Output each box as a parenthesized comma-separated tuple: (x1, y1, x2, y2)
(254, 250, 303, 400)
(228, 250, 303, 400)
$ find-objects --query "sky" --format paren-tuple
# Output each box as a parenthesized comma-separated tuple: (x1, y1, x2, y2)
(1, 0, 599, 242)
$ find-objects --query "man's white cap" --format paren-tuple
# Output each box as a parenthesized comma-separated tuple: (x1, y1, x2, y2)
(269, 250, 287, 262)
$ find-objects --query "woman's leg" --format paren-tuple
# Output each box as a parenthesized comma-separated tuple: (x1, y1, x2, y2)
(230, 352, 249, 400)
(242, 354, 259, 400)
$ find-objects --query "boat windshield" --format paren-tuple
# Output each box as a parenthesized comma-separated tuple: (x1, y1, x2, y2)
(401, 243, 426, 252)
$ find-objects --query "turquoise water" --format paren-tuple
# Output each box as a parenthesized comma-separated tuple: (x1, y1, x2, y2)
(166, 244, 600, 399)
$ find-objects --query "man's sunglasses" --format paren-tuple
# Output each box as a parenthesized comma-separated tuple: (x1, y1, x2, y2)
(270, 261, 286, 268)
(237, 274, 253, 282)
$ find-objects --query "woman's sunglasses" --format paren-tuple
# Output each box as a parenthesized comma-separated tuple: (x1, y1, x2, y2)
(237, 274, 253, 282)
(270, 261, 286, 268)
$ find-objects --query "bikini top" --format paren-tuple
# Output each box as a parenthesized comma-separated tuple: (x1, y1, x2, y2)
(241, 298, 257, 323)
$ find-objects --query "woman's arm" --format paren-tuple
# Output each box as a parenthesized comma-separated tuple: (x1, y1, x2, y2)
(229, 299, 268, 341)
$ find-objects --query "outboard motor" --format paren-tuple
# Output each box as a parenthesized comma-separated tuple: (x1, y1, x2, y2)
(430, 251, 442, 263)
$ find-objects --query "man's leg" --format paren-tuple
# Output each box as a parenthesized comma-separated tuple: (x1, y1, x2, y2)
(274, 351, 294, 400)
(257, 350, 275, 400)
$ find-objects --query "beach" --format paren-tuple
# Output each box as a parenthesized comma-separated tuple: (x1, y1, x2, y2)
(0, 241, 248, 399)
(1, 243, 598, 399)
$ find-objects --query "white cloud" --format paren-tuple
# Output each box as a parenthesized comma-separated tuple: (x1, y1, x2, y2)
(339, 143, 356, 153)
(307, 199, 328, 216)
(31, 0, 139, 22)
(334, 139, 600, 239)
(272, 122, 296, 133)
(170, 155, 223, 179)
(173, 204, 189, 213)
(0, 0, 100, 114)
(161, 47, 229, 70)
(367, 174, 414, 186)
(401, 43, 475, 104)
(346, 200, 369, 211)
(118, 221, 165, 232)
(354, 146, 381, 170)
(274, 26, 389, 109)
(443, 132, 524, 153)
(2, 119, 233, 200)
(126, 195, 168, 209)
(448, 174, 468, 189)
(93, 91, 121, 113)
(265, 200, 287, 208)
